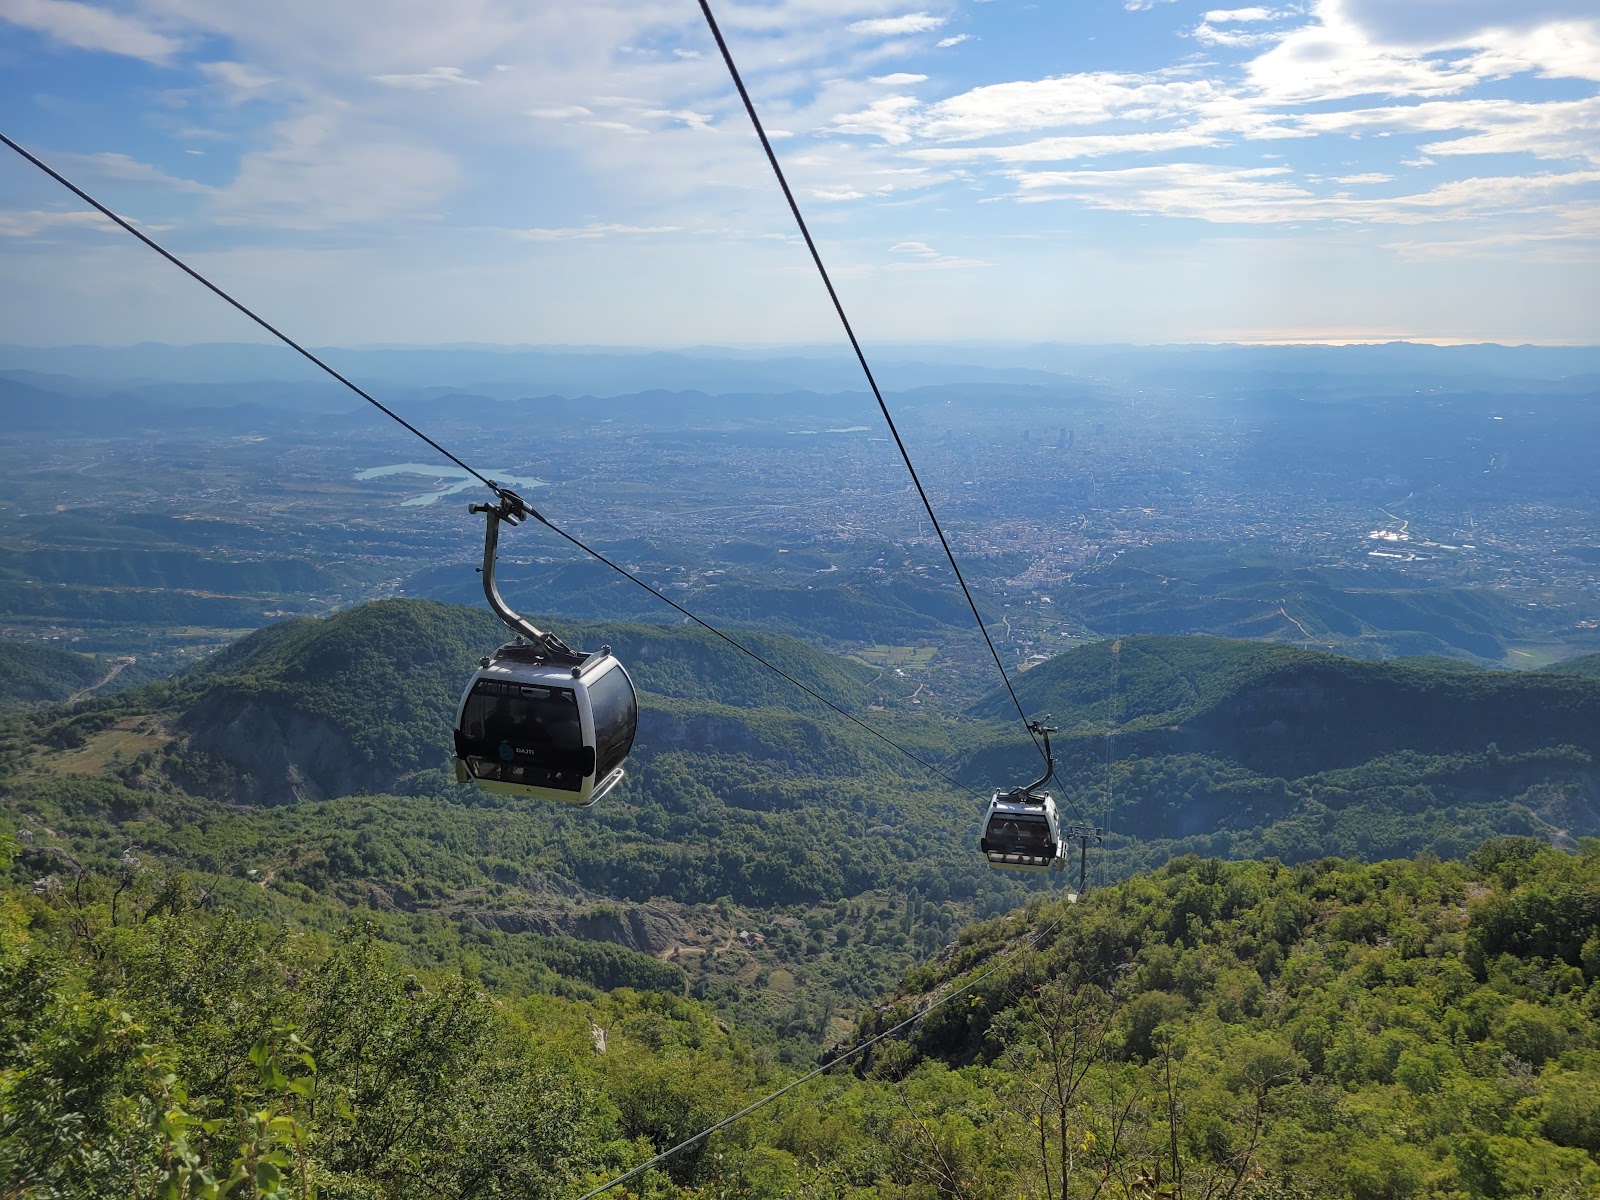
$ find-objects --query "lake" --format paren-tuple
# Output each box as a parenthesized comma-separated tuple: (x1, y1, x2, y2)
(355, 463, 547, 507)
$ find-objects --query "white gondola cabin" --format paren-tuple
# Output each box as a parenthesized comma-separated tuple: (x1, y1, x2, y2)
(451, 490, 638, 806)
(979, 720, 1067, 873)
(453, 643, 636, 806)
(980, 789, 1065, 872)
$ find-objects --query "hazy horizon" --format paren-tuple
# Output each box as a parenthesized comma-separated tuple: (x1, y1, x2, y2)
(5, 335, 1599, 352)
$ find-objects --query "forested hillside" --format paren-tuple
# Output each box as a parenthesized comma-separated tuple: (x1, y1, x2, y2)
(1, 600, 1000, 1046)
(4, 835, 1596, 1197)
(965, 635, 1600, 868)
(1060, 543, 1556, 662)
(0, 637, 102, 710)
(1547, 653, 1600, 679)
(6, 603, 1597, 1053)
(158, 598, 907, 801)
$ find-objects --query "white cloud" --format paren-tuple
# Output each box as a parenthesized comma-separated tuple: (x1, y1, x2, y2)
(1123, 0, 1179, 10)
(909, 129, 1220, 163)
(644, 108, 714, 129)
(512, 223, 681, 240)
(199, 60, 275, 92)
(210, 110, 460, 229)
(1465, 20, 1600, 84)
(877, 240, 983, 269)
(1336, 0, 1598, 46)
(371, 66, 479, 89)
(0, 0, 178, 63)
(885, 254, 985, 270)
(830, 95, 924, 144)
(847, 12, 945, 36)
(1384, 202, 1600, 260)
(1008, 160, 1600, 226)
(1204, 7, 1280, 20)
(7, 0, 1598, 343)
(919, 74, 1223, 141)
(1244, 10, 1490, 103)
(0, 209, 115, 237)
(811, 184, 868, 200)
(54, 150, 212, 193)
(527, 105, 595, 120)
(1191, 23, 1286, 47)
(1295, 96, 1600, 164)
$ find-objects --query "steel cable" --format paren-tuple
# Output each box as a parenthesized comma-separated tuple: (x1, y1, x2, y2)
(0, 129, 969, 797)
(694, 0, 1044, 761)
(571, 895, 1080, 1200)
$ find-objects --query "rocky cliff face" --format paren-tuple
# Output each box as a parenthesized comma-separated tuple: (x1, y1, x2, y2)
(465, 901, 696, 957)
(181, 694, 393, 805)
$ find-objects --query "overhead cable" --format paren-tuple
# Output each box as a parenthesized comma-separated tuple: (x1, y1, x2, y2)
(693, 0, 1044, 760)
(528, 513, 968, 789)
(0, 129, 965, 795)
(571, 897, 1076, 1200)
(0, 131, 495, 494)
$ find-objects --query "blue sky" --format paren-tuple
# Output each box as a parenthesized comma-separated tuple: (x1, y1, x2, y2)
(1, 0, 1597, 346)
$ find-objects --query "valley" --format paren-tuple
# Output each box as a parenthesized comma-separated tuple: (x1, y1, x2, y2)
(3, 342, 1599, 1197)
(4, 344, 1599, 690)
(5, 597, 1599, 1056)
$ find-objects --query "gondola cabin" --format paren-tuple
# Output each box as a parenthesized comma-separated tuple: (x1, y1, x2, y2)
(979, 789, 1065, 873)
(453, 641, 637, 806)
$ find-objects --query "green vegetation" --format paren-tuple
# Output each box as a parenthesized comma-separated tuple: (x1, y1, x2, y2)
(0, 547, 337, 594)
(0, 582, 295, 631)
(1058, 543, 1574, 664)
(1546, 652, 1600, 679)
(837, 838, 1600, 1199)
(969, 635, 1600, 763)
(409, 558, 980, 646)
(9, 603, 1598, 1055)
(0, 637, 103, 710)
(961, 634, 1600, 869)
(853, 645, 940, 671)
(4, 835, 1597, 1197)
(1, 601, 1010, 1044)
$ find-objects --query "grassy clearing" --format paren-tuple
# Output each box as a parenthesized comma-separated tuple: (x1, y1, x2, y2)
(851, 645, 938, 670)
(32, 716, 170, 779)
(1503, 643, 1570, 669)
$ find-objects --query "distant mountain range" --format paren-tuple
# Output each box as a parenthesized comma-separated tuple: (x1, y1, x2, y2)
(971, 633, 1600, 771)
(11, 599, 1596, 868)
(7, 598, 1597, 1043)
(4, 340, 1597, 399)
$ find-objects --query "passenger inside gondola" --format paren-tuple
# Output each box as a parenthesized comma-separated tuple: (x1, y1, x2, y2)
(987, 816, 1051, 850)
(458, 680, 587, 789)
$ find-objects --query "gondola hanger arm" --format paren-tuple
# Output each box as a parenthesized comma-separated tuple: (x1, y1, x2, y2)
(1016, 719, 1059, 797)
(470, 489, 583, 665)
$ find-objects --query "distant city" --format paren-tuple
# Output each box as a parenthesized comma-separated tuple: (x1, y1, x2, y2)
(3, 341, 1598, 702)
